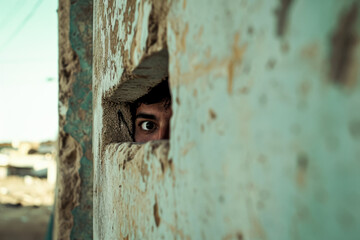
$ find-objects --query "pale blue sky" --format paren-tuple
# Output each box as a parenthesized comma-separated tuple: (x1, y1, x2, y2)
(0, 0, 58, 143)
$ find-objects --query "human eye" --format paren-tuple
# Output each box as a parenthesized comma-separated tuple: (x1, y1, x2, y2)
(140, 121, 157, 132)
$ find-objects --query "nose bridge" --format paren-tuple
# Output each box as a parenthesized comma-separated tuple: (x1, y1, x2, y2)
(158, 121, 169, 140)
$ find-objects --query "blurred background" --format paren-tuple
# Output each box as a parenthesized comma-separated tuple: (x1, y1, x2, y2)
(0, 0, 58, 239)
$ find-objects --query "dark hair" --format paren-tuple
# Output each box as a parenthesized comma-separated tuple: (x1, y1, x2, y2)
(126, 79, 171, 140)
(133, 79, 171, 109)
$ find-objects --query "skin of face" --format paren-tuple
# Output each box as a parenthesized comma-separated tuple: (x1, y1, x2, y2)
(134, 101, 172, 142)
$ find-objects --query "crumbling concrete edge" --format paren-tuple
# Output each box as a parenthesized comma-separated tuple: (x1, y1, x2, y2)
(55, 0, 82, 239)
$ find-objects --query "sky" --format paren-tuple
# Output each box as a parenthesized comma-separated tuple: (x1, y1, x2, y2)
(0, 0, 58, 143)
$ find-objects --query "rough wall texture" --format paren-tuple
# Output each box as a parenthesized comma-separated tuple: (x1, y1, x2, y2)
(94, 0, 360, 239)
(56, 0, 93, 239)
(97, 141, 173, 239)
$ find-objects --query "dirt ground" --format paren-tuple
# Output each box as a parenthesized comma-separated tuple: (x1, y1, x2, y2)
(0, 176, 54, 240)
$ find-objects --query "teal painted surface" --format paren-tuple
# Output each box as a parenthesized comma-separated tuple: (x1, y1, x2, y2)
(167, 0, 360, 239)
(66, 0, 93, 239)
(93, 0, 360, 239)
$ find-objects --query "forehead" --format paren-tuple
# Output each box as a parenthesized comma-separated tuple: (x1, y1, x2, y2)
(136, 102, 171, 115)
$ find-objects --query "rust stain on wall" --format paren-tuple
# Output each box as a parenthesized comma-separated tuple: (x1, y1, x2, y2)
(274, 0, 294, 37)
(111, 19, 119, 55)
(250, 214, 267, 240)
(296, 152, 308, 187)
(123, 0, 137, 38)
(329, 3, 358, 85)
(147, 4, 160, 49)
(149, 141, 171, 174)
(191, 59, 223, 78)
(209, 109, 217, 119)
(349, 119, 360, 139)
(153, 196, 161, 227)
(173, 33, 246, 89)
(181, 141, 195, 156)
(301, 42, 319, 59)
(163, 221, 191, 240)
(298, 80, 311, 97)
(237, 232, 244, 240)
(195, 26, 204, 41)
(146, 1, 170, 53)
(222, 232, 244, 240)
(180, 23, 189, 52)
(227, 33, 247, 94)
(140, 157, 150, 181)
(119, 0, 137, 69)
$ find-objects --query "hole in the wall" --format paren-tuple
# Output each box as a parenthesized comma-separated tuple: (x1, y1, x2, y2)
(131, 80, 172, 142)
(102, 48, 171, 144)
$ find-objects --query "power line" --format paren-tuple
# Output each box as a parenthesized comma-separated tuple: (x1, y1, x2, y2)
(0, 0, 44, 54)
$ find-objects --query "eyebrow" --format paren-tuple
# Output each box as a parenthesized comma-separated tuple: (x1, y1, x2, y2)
(135, 113, 157, 120)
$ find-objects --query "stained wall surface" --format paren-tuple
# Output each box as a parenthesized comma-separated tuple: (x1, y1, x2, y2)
(56, 0, 93, 239)
(93, 0, 360, 239)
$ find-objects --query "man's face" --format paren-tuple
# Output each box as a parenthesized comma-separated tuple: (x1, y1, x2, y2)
(134, 101, 172, 142)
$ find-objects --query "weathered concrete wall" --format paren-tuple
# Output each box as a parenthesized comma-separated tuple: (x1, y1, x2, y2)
(56, 0, 93, 239)
(97, 141, 174, 239)
(94, 0, 360, 239)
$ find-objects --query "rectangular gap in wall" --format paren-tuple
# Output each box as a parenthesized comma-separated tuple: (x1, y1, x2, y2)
(102, 48, 170, 144)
